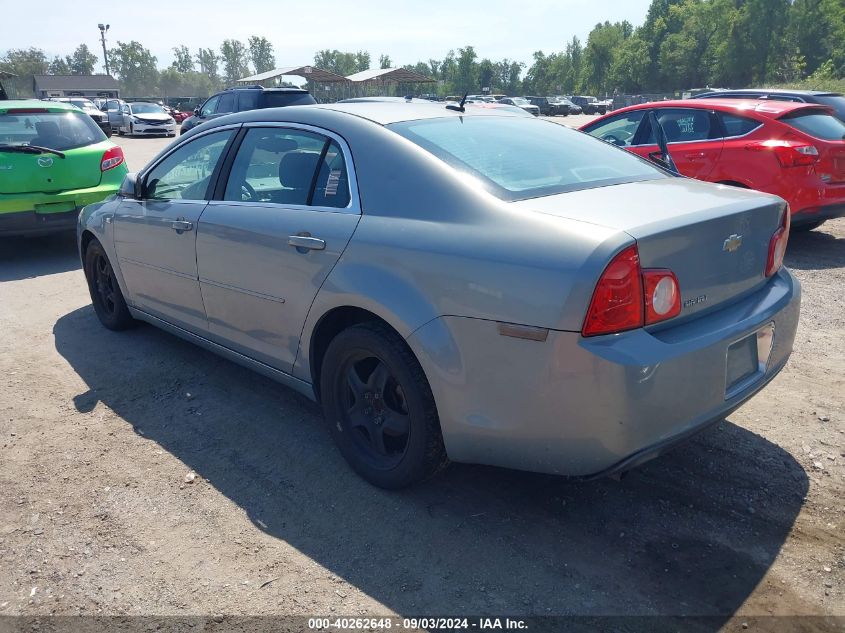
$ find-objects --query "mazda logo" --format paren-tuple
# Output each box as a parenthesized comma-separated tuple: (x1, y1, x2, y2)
(37, 157, 53, 167)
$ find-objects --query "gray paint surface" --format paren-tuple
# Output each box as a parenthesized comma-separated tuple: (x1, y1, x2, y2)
(79, 101, 801, 477)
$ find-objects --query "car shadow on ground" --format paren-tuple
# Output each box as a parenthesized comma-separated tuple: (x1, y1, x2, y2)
(0, 231, 80, 282)
(54, 306, 809, 626)
(786, 226, 845, 271)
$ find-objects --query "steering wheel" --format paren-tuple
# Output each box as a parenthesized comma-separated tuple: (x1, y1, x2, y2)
(240, 181, 257, 201)
(601, 134, 624, 146)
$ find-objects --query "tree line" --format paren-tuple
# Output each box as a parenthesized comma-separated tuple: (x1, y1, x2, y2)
(2, 0, 844, 99)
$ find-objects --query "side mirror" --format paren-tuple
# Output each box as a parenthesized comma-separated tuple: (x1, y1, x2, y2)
(194, 107, 200, 116)
(119, 172, 140, 199)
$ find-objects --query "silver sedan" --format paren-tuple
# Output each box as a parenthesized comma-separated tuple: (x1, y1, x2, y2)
(78, 102, 800, 488)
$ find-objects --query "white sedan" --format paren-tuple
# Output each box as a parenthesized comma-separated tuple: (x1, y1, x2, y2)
(116, 102, 177, 137)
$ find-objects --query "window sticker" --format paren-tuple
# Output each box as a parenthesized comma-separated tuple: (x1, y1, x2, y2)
(324, 169, 341, 197)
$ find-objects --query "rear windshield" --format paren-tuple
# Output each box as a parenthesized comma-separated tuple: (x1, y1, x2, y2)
(389, 116, 665, 201)
(0, 110, 106, 150)
(813, 95, 845, 122)
(262, 92, 317, 108)
(781, 111, 845, 140)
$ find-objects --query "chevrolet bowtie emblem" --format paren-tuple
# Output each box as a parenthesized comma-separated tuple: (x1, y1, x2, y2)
(723, 234, 743, 252)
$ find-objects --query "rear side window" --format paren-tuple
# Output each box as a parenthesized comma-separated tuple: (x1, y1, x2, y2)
(223, 127, 350, 208)
(781, 111, 845, 140)
(238, 91, 259, 111)
(645, 108, 715, 143)
(262, 92, 317, 108)
(719, 113, 762, 138)
(217, 93, 235, 114)
(0, 110, 105, 150)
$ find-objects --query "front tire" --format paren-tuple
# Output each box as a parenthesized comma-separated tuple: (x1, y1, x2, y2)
(83, 239, 136, 331)
(320, 322, 447, 489)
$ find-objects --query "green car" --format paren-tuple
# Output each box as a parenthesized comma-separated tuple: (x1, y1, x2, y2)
(0, 100, 128, 236)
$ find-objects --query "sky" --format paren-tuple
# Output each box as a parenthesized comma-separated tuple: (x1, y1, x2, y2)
(10, 0, 653, 71)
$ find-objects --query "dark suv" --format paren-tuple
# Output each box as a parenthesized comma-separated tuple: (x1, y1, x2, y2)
(570, 95, 607, 115)
(692, 89, 845, 121)
(526, 96, 559, 116)
(180, 86, 316, 134)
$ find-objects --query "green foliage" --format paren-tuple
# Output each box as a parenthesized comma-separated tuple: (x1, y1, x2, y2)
(248, 36, 275, 74)
(313, 50, 371, 76)
(69, 44, 98, 75)
(220, 39, 251, 84)
(171, 46, 194, 73)
(108, 41, 159, 96)
(379, 54, 392, 69)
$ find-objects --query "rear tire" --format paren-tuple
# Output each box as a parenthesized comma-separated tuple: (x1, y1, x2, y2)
(83, 239, 136, 331)
(320, 322, 448, 489)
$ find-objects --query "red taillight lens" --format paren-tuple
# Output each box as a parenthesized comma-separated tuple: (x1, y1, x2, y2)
(582, 245, 644, 337)
(765, 207, 791, 277)
(6, 108, 49, 114)
(643, 270, 681, 324)
(100, 146, 124, 172)
(746, 139, 819, 167)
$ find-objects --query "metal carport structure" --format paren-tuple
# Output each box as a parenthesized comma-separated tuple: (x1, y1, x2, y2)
(345, 67, 436, 98)
(236, 66, 350, 102)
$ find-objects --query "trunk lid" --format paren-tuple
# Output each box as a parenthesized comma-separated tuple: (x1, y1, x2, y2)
(514, 178, 785, 321)
(0, 143, 106, 194)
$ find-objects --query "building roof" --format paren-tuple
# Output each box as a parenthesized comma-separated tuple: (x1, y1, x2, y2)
(345, 68, 436, 83)
(0, 69, 17, 79)
(32, 75, 119, 91)
(237, 66, 348, 84)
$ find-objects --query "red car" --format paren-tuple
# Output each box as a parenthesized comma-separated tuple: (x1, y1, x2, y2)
(164, 106, 190, 123)
(581, 99, 845, 230)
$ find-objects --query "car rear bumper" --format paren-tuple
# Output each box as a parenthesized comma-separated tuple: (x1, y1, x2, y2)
(408, 267, 800, 477)
(791, 202, 845, 226)
(0, 182, 121, 235)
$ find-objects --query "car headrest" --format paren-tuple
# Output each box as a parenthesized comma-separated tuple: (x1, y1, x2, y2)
(279, 151, 320, 188)
(255, 135, 298, 152)
(34, 121, 60, 138)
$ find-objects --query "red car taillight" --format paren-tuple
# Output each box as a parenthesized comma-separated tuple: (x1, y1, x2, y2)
(746, 139, 819, 167)
(765, 207, 791, 277)
(100, 146, 124, 172)
(583, 245, 682, 337)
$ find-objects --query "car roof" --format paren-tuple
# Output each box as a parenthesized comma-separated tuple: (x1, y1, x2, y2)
(0, 99, 80, 113)
(699, 88, 842, 97)
(311, 101, 525, 124)
(226, 85, 308, 93)
(608, 98, 830, 119)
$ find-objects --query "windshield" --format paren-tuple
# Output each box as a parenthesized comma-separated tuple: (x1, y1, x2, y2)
(510, 97, 529, 105)
(69, 99, 95, 110)
(814, 95, 845, 122)
(0, 110, 106, 151)
(389, 116, 666, 201)
(131, 103, 165, 114)
(781, 110, 845, 140)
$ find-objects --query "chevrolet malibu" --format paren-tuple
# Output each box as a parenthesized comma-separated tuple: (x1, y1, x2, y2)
(78, 102, 800, 488)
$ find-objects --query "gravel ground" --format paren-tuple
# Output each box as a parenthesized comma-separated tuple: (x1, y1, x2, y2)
(0, 129, 843, 629)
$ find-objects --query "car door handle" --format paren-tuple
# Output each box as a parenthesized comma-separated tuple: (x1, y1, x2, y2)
(288, 235, 326, 251)
(171, 220, 193, 232)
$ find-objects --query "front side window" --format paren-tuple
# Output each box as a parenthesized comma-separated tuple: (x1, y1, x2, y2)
(144, 130, 233, 200)
(0, 110, 105, 151)
(200, 95, 220, 117)
(390, 116, 665, 201)
(223, 127, 351, 208)
(643, 108, 715, 144)
(583, 111, 646, 147)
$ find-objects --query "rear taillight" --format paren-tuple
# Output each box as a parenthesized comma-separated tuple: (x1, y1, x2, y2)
(582, 246, 643, 337)
(643, 270, 681, 324)
(765, 206, 791, 277)
(100, 146, 124, 172)
(6, 108, 49, 114)
(583, 245, 683, 337)
(746, 139, 819, 167)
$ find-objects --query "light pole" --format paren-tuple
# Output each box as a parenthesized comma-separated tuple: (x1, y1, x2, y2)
(98, 24, 110, 76)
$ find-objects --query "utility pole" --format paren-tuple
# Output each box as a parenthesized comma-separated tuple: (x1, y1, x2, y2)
(98, 24, 110, 76)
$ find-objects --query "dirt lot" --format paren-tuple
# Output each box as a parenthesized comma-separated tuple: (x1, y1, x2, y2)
(0, 129, 844, 629)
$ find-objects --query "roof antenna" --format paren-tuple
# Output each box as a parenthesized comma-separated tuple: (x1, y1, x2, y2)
(446, 92, 468, 113)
